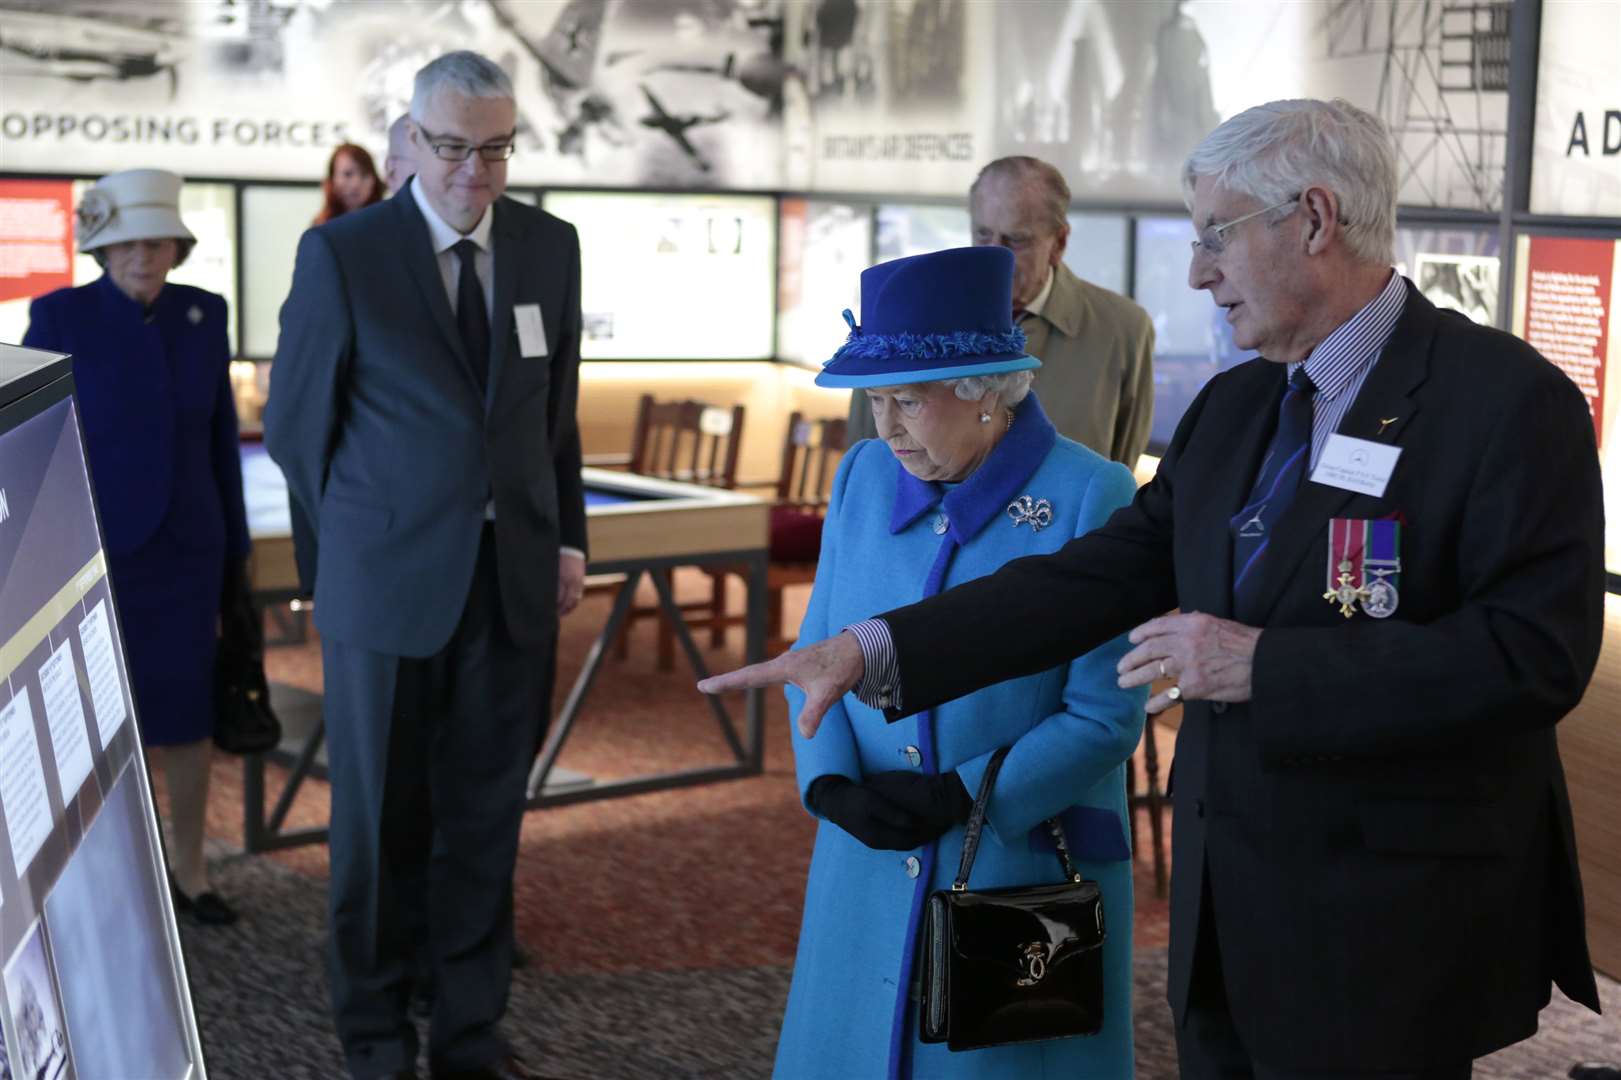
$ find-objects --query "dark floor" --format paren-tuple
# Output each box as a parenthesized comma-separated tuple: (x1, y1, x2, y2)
(173, 576, 1620, 1077)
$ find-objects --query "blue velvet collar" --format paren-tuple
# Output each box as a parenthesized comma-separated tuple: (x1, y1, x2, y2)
(888, 392, 1058, 542)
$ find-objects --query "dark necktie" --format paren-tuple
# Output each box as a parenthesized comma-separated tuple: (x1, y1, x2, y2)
(454, 238, 490, 391)
(1231, 368, 1316, 604)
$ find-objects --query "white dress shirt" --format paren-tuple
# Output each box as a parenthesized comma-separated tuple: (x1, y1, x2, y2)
(411, 178, 495, 325)
(410, 182, 585, 563)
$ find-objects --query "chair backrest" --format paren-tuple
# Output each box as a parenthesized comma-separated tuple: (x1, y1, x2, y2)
(627, 394, 745, 489)
(775, 411, 850, 511)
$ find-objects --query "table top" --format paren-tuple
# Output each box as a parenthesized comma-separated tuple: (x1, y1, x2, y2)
(241, 443, 764, 541)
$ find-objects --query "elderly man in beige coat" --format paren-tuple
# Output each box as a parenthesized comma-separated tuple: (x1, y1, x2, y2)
(849, 156, 1155, 467)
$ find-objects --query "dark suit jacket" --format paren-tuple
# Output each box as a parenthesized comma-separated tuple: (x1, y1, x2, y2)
(879, 283, 1604, 1070)
(264, 181, 586, 657)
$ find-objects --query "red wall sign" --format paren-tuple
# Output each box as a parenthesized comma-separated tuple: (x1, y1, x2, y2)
(0, 179, 74, 305)
(1520, 235, 1615, 448)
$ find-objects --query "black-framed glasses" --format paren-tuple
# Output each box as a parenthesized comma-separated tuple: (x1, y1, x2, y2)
(1190, 194, 1301, 258)
(413, 120, 516, 162)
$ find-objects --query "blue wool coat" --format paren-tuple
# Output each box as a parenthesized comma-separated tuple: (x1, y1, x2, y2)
(24, 275, 249, 746)
(775, 394, 1145, 1080)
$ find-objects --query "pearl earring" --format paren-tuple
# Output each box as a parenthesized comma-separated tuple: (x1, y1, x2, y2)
(978, 411, 991, 424)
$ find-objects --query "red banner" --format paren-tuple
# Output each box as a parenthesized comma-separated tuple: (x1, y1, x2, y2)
(0, 179, 74, 305)
(1521, 235, 1614, 449)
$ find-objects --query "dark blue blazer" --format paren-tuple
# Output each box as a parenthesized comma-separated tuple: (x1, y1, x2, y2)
(263, 181, 586, 657)
(879, 285, 1603, 1070)
(23, 275, 250, 565)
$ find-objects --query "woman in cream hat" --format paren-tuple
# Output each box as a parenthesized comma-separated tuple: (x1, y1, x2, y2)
(23, 168, 249, 926)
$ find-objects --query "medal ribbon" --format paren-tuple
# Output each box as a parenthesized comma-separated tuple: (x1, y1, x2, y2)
(1325, 518, 1368, 592)
(1365, 518, 1400, 574)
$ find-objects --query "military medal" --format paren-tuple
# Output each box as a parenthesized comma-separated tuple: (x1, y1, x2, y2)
(1324, 518, 1402, 619)
(1324, 518, 1370, 618)
(1360, 518, 1402, 618)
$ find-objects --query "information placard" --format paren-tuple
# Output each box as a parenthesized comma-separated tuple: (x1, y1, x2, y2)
(1511, 233, 1621, 577)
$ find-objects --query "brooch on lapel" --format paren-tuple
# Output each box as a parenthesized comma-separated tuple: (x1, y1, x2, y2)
(1323, 517, 1402, 619)
(1006, 495, 1053, 532)
(187, 305, 204, 325)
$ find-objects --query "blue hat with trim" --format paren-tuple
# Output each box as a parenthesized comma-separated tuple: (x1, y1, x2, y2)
(814, 246, 1041, 388)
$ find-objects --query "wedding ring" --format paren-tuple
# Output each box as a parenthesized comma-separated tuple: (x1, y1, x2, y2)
(1159, 659, 1168, 679)
(1166, 685, 1183, 702)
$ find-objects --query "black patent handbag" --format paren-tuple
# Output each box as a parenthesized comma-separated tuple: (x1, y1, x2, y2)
(213, 561, 283, 756)
(918, 746, 1106, 1051)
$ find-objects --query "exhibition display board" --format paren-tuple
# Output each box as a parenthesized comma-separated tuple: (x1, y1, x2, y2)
(776, 198, 872, 368)
(1510, 233, 1621, 577)
(543, 190, 776, 361)
(0, 345, 205, 1080)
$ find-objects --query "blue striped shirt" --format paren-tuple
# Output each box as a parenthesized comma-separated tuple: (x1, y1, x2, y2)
(846, 271, 1410, 713)
(1292, 269, 1407, 472)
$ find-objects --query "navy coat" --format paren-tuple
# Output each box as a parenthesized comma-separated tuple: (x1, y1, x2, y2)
(776, 395, 1144, 1079)
(25, 274, 249, 746)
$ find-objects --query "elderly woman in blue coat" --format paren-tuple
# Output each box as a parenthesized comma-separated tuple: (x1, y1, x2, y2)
(774, 246, 1144, 1079)
(24, 169, 249, 925)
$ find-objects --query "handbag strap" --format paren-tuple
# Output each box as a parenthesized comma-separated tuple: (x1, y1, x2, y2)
(952, 746, 1083, 891)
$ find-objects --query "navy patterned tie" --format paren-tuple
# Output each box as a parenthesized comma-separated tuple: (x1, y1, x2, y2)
(1231, 368, 1316, 605)
(454, 238, 490, 391)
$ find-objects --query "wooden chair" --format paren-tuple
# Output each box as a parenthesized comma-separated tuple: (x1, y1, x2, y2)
(608, 394, 745, 669)
(1126, 709, 1169, 897)
(626, 394, 745, 487)
(705, 411, 850, 654)
(760, 411, 849, 651)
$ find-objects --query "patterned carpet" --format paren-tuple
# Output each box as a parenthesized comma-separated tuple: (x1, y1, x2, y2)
(181, 838, 1620, 1079)
(172, 577, 1620, 1077)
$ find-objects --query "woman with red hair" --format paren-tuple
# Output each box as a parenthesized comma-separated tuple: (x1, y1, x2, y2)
(312, 143, 383, 225)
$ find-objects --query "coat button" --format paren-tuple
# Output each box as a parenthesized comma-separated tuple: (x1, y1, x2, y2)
(904, 856, 921, 878)
(932, 514, 949, 535)
(903, 745, 922, 767)
(1211, 701, 1228, 715)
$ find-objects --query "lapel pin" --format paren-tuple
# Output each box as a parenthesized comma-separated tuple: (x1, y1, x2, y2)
(1376, 416, 1398, 436)
(187, 305, 204, 325)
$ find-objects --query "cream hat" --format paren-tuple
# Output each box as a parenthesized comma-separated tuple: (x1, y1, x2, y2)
(75, 168, 195, 253)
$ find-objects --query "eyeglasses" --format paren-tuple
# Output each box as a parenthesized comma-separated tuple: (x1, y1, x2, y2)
(1190, 194, 1301, 258)
(412, 120, 516, 162)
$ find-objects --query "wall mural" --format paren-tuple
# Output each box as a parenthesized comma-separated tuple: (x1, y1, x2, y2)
(0, 0, 1524, 212)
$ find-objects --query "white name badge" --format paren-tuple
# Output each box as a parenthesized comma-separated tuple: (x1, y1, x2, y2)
(514, 303, 548, 358)
(1310, 434, 1402, 497)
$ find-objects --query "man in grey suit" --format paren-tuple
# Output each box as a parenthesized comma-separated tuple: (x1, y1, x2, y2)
(265, 51, 585, 1080)
(849, 156, 1156, 468)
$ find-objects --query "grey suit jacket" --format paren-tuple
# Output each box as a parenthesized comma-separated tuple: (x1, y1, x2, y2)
(848, 262, 1155, 466)
(264, 181, 586, 657)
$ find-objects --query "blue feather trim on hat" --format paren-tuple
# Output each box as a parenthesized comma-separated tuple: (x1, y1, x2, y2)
(828, 326, 1028, 365)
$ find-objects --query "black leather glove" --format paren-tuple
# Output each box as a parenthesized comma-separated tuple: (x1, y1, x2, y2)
(862, 770, 973, 832)
(807, 775, 942, 851)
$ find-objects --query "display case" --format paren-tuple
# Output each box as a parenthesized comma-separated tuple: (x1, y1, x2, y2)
(0, 344, 207, 1079)
(776, 198, 872, 368)
(543, 190, 776, 360)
